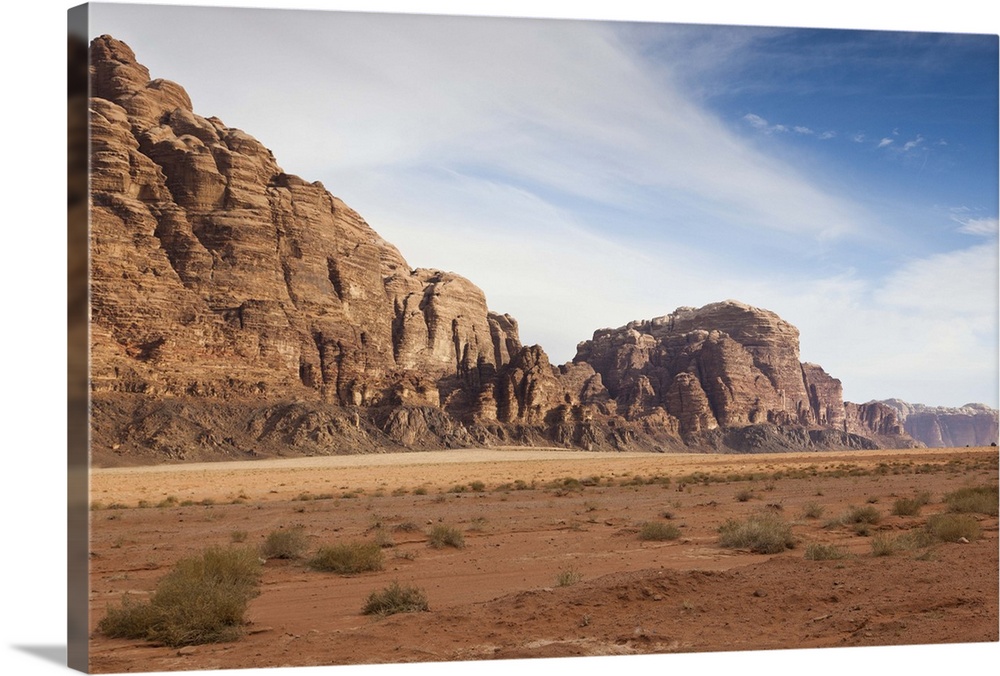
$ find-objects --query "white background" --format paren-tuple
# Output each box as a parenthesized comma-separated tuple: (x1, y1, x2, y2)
(2, 1, 997, 675)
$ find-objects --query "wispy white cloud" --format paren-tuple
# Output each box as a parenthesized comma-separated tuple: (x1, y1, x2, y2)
(785, 241, 998, 406)
(877, 137, 894, 148)
(956, 216, 1000, 237)
(744, 112, 770, 130)
(743, 115, 823, 138)
(902, 135, 924, 151)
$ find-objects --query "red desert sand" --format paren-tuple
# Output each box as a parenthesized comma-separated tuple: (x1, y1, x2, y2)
(87, 446, 998, 672)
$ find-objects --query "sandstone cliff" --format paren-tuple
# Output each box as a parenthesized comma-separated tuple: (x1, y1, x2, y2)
(876, 400, 998, 448)
(86, 37, 933, 464)
(88, 35, 530, 463)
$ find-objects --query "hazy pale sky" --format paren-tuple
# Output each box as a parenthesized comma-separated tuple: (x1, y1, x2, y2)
(84, 1, 999, 408)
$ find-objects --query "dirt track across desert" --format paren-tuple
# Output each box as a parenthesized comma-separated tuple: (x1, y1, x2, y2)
(88, 446, 998, 673)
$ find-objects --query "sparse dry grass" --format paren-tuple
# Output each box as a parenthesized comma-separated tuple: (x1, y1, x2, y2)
(926, 513, 981, 542)
(801, 502, 825, 519)
(718, 511, 794, 554)
(427, 524, 465, 549)
(362, 581, 429, 616)
(944, 485, 998, 516)
(555, 567, 583, 587)
(308, 541, 384, 574)
(891, 497, 923, 517)
(98, 546, 262, 647)
(804, 543, 847, 560)
(870, 529, 937, 556)
(260, 525, 308, 560)
(638, 521, 681, 541)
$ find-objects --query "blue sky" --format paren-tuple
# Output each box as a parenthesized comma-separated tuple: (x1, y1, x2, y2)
(84, 1, 999, 408)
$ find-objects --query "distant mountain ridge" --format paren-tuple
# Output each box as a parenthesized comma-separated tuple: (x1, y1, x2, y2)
(85, 36, 998, 464)
(876, 400, 998, 448)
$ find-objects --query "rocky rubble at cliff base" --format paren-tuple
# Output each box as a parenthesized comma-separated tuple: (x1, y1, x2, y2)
(84, 36, 998, 464)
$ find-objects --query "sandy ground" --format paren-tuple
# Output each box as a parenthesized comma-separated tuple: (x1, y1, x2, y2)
(87, 446, 998, 672)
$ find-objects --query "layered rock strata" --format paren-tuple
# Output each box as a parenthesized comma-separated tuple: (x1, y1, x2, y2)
(877, 400, 999, 448)
(89, 36, 985, 464)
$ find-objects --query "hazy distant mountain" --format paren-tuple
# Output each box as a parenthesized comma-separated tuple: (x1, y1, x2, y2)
(877, 400, 998, 448)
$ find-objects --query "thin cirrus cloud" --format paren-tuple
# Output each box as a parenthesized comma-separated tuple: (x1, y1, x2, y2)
(956, 217, 1000, 237)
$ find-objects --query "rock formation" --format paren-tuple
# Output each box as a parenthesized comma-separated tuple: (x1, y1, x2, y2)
(876, 400, 999, 448)
(571, 302, 904, 452)
(88, 35, 529, 463)
(86, 36, 992, 464)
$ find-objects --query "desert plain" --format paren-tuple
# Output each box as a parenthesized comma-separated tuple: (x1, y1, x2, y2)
(87, 445, 998, 673)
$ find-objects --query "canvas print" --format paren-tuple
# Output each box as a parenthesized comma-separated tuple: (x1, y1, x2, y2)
(68, 2, 999, 674)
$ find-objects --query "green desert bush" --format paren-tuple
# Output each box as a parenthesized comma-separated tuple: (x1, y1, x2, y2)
(718, 511, 794, 554)
(260, 525, 308, 560)
(362, 581, 429, 616)
(427, 524, 465, 549)
(926, 513, 981, 542)
(638, 521, 681, 541)
(98, 546, 262, 647)
(944, 485, 999, 516)
(804, 543, 847, 560)
(308, 541, 384, 574)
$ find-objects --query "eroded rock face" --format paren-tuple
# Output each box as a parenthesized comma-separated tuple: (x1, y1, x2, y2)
(87, 36, 934, 463)
(89, 36, 519, 411)
(877, 400, 999, 448)
(573, 301, 848, 438)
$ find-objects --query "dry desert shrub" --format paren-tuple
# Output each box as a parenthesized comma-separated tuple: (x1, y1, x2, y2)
(871, 529, 936, 556)
(308, 541, 384, 574)
(944, 485, 998, 516)
(718, 511, 794, 554)
(844, 505, 882, 524)
(869, 533, 900, 557)
(891, 496, 926, 517)
(362, 581, 429, 616)
(260, 525, 308, 560)
(371, 527, 395, 549)
(841, 505, 882, 535)
(555, 567, 583, 587)
(926, 513, 981, 542)
(98, 546, 262, 647)
(801, 502, 825, 519)
(804, 543, 847, 560)
(427, 524, 465, 549)
(638, 521, 681, 541)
